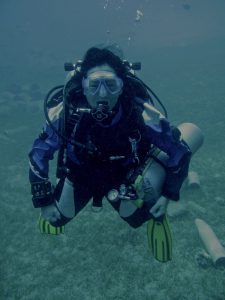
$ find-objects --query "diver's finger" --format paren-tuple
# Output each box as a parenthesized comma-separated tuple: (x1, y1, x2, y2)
(152, 209, 164, 218)
(49, 214, 62, 223)
(44, 211, 61, 223)
(52, 210, 61, 219)
(149, 202, 160, 214)
(49, 217, 57, 223)
(41, 215, 56, 223)
(150, 210, 161, 218)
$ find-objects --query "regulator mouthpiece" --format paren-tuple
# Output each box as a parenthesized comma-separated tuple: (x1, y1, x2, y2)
(91, 102, 112, 122)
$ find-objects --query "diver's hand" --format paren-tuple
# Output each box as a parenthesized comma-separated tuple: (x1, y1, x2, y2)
(41, 203, 61, 223)
(149, 196, 169, 219)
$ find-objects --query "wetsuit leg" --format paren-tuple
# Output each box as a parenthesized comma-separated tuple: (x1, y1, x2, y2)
(107, 199, 151, 229)
(51, 177, 93, 226)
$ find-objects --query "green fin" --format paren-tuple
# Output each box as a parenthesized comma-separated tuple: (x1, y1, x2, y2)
(147, 214, 172, 262)
(38, 215, 65, 235)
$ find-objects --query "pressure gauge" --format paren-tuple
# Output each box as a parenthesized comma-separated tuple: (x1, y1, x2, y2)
(107, 189, 119, 202)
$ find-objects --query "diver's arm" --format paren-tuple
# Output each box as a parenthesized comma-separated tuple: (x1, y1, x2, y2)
(28, 119, 61, 207)
(146, 118, 191, 201)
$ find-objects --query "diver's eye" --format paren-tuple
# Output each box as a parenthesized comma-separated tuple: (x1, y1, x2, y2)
(89, 79, 100, 88)
(105, 79, 118, 92)
(105, 79, 116, 87)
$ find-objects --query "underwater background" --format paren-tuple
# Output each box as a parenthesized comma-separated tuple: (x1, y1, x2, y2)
(0, 0, 225, 299)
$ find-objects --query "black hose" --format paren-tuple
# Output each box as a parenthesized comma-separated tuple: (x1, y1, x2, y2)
(43, 85, 86, 148)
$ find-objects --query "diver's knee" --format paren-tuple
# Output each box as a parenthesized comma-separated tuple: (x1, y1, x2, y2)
(121, 215, 144, 229)
(120, 203, 152, 229)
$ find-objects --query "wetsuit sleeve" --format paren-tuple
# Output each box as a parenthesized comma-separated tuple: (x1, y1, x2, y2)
(146, 118, 191, 201)
(28, 119, 61, 184)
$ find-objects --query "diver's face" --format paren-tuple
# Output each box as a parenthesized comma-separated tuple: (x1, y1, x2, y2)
(82, 64, 123, 110)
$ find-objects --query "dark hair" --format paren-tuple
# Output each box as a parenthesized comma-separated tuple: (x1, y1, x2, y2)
(80, 46, 127, 78)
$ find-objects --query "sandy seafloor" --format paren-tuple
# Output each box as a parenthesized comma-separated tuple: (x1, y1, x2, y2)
(1, 38, 225, 299)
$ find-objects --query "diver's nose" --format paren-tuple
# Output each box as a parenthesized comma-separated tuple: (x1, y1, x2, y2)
(98, 83, 107, 97)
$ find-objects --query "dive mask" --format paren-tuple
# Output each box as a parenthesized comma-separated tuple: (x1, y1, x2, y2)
(82, 71, 123, 96)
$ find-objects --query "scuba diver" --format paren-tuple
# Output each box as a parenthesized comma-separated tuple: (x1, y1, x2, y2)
(28, 45, 203, 262)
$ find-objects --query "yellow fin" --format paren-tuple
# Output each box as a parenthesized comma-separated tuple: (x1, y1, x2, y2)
(147, 214, 172, 262)
(38, 215, 65, 235)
